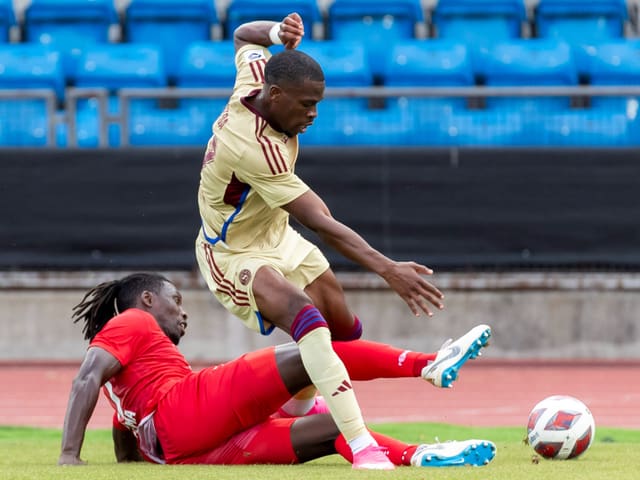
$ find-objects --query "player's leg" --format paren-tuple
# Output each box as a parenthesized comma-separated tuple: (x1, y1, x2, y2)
(252, 266, 393, 469)
(303, 267, 363, 340)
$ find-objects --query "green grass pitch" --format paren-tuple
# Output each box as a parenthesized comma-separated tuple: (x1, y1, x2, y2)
(2, 423, 639, 480)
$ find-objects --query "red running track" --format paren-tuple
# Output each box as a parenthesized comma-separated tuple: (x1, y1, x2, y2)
(1, 361, 639, 430)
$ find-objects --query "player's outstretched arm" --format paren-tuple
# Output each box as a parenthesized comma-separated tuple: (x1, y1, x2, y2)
(58, 347, 122, 466)
(234, 12, 304, 51)
(283, 190, 445, 317)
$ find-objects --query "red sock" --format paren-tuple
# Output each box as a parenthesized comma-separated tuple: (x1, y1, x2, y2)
(331, 339, 435, 380)
(334, 431, 417, 466)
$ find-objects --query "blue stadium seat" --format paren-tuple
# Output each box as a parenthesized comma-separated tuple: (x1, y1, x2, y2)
(432, 0, 526, 80)
(327, 0, 424, 80)
(225, 1, 322, 39)
(177, 40, 236, 88)
(580, 40, 640, 117)
(300, 41, 372, 87)
(0, 44, 64, 146)
(381, 40, 473, 126)
(172, 40, 236, 145)
(72, 43, 167, 147)
(0, 0, 15, 42)
(433, 0, 526, 57)
(484, 40, 577, 112)
(529, 110, 632, 146)
(535, 0, 628, 44)
(24, 0, 118, 76)
(124, 0, 219, 82)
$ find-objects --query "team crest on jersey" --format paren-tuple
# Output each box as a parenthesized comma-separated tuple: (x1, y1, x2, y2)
(244, 49, 266, 63)
(239, 269, 252, 285)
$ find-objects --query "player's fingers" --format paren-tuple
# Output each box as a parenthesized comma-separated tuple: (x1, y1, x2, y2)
(419, 278, 444, 299)
(415, 297, 434, 317)
(410, 262, 433, 275)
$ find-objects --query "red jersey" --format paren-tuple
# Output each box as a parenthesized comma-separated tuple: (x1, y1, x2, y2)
(90, 308, 192, 431)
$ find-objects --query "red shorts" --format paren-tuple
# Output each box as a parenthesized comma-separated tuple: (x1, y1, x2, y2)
(153, 347, 297, 464)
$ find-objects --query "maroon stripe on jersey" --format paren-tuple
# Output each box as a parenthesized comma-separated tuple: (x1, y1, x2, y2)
(223, 173, 249, 207)
(248, 59, 266, 84)
(203, 245, 250, 305)
(260, 130, 287, 174)
(257, 59, 266, 83)
(255, 118, 278, 175)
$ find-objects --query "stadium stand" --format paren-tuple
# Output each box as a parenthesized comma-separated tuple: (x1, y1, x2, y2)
(171, 40, 237, 145)
(0, 0, 15, 43)
(432, 0, 527, 81)
(23, 0, 119, 77)
(327, 0, 425, 81)
(535, 0, 629, 43)
(70, 43, 166, 146)
(296, 40, 381, 145)
(124, 0, 220, 82)
(224, 0, 323, 39)
(0, 0, 639, 147)
(0, 43, 64, 146)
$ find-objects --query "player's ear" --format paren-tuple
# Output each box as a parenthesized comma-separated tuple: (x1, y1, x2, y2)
(140, 290, 154, 308)
(269, 84, 283, 102)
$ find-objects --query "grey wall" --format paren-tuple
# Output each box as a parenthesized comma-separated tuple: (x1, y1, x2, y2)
(2, 272, 638, 362)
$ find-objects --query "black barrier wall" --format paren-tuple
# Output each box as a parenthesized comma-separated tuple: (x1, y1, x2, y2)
(2, 148, 639, 270)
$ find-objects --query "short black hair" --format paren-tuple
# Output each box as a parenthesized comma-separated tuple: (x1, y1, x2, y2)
(265, 49, 324, 87)
(72, 273, 170, 341)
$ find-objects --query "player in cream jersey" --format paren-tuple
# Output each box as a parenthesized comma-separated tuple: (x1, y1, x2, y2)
(195, 12, 446, 470)
(198, 44, 309, 253)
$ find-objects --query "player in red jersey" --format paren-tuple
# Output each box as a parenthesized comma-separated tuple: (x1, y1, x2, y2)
(59, 273, 495, 468)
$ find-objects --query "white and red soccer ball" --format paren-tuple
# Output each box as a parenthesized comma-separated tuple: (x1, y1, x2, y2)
(527, 395, 596, 460)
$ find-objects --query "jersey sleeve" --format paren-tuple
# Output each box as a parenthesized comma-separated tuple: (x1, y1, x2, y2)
(232, 44, 271, 95)
(90, 310, 153, 367)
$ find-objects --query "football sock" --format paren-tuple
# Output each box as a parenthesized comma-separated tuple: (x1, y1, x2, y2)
(332, 339, 436, 380)
(293, 307, 369, 444)
(335, 431, 417, 466)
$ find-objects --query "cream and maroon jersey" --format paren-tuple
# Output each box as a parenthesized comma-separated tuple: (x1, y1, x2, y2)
(198, 44, 310, 252)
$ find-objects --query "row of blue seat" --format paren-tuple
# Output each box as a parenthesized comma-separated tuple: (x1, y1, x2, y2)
(2, 102, 638, 147)
(2, 38, 640, 103)
(0, 0, 633, 80)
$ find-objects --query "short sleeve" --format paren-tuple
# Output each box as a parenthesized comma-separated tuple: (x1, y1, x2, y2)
(233, 44, 271, 94)
(90, 310, 154, 367)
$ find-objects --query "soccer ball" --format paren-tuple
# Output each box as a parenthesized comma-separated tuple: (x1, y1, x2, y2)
(526, 395, 596, 460)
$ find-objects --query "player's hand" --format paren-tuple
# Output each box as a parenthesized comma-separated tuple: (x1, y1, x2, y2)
(58, 453, 87, 466)
(381, 261, 444, 317)
(280, 12, 304, 49)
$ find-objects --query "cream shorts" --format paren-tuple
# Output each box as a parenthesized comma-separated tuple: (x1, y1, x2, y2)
(195, 226, 330, 335)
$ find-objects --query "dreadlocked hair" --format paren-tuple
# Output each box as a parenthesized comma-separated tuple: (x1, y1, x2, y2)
(72, 273, 170, 341)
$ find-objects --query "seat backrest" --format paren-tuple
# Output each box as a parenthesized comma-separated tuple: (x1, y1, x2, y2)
(583, 40, 640, 85)
(176, 40, 237, 87)
(328, 0, 424, 79)
(433, 0, 526, 45)
(73, 43, 166, 90)
(125, 0, 219, 80)
(0, 0, 16, 42)
(225, 0, 322, 39)
(24, 0, 118, 45)
(536, 0, 628, 43)
(484, 40, 577, 86)
(382, 39, 473, 87)
(299, 40, 372, 87)
(0, 43, 64, 99)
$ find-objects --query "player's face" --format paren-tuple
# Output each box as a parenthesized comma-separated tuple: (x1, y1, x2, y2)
(151, 281, 188, 345)
(273, 79, 324, 136)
